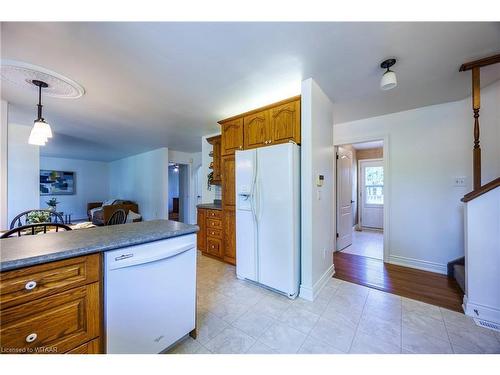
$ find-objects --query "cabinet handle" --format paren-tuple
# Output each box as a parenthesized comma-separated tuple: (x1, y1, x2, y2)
(239, 145, 243, 149)
(25, 280, 37, 291)
(25, 333, 38, 343)
(269, 140, 273, 143)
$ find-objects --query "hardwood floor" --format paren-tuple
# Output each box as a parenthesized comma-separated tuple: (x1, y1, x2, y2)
(333, 251, 464, 312)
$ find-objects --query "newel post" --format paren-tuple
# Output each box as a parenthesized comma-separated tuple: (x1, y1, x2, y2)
(471, 67, 481, 190)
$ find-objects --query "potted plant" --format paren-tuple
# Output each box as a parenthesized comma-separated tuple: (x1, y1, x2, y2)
(207, 171, 213, 191)
(46, 197, 60, 211)
(26, 211, 50, 224)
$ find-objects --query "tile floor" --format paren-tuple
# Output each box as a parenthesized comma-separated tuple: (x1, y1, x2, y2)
(341, 228, 383, 259)
(167, 253, 500, 354)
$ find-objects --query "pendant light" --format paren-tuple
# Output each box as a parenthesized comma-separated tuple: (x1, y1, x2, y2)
(380, 58, 397, 91)
(28, 80, 53, 146)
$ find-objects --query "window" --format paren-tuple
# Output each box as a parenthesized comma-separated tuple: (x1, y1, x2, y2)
(365, 166, 384, 205)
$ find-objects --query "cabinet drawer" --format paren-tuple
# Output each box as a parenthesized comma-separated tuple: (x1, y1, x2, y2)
(206, 209, 222, 219)
(207, 228, 222, 240)
(206, 238, 222, 257)
(0, 283, 100, 354)
(0, 254, 100, 310)
(206, 218, 222, 230)
(66, 338, 101, 354)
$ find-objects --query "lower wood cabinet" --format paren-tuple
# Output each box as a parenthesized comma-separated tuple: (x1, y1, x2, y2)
(223, 209, 236, 264)
(0, 254, 102, 354)
(197, 208, 235, 265)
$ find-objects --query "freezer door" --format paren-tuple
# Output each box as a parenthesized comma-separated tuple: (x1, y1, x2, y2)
(235, 149, 257, 282)
(256, 143, 300, 297)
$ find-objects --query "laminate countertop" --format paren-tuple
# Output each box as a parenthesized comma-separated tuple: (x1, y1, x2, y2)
(0, 220, 198, 272)
(196, 203, 223, 210)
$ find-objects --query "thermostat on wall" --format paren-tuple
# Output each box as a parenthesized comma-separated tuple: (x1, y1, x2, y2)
(317, 175, 324, 187)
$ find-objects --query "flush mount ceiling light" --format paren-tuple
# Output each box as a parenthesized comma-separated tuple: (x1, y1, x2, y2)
(28, 80, 52, 146)
(380, 58, 397, 91)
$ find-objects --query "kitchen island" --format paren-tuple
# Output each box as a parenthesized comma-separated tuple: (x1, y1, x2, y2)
(0, 220, 198, 354)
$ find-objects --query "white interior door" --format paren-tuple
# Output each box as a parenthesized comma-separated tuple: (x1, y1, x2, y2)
(360, 159, 384, 229)
(336, 147, 353, 250)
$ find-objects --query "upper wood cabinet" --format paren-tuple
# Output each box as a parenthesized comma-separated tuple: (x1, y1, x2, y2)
(221, 118, 244, 156)
(270, 99, 301, 145)
(243, 110, 270, 149)
(219, 96, 300, 154)
(207, 135, 221, 184)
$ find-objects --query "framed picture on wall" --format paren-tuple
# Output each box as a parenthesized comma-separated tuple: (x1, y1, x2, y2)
(40, 170, 76, 195)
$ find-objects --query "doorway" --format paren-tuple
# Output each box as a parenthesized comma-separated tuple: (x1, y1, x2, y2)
(168, 163, 190, 222)
(335, 140, 385, 260)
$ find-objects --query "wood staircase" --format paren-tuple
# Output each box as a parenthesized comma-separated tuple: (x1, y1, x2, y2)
(449, 53, 500, 322)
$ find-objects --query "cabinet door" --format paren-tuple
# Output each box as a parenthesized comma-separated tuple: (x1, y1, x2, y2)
(196, 209, 206, 252)
(221, 118, 244, 155)
(270, 99, 301, 145)
(212, 138, 222, 183)
(221, 155, 235, 209)
(223, 209, 236, 265)
(243, 110, 270, 149)
(0, 283, 100, 354)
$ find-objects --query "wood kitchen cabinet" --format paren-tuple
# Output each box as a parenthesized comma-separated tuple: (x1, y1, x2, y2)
(221, 155, 236, 209)
(196, 208, 206, 252)
(0, 254, 102, 354)
(221, 118, 244, 155)
(197, 208, 230, 263)
(223, 209, 236, 265)
(244, 109, 270, 149)
(207, 135, 221, 184)
(270, 99, 301, 145)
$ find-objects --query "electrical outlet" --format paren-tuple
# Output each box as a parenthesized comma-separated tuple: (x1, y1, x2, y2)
(453, 176, 466, 187)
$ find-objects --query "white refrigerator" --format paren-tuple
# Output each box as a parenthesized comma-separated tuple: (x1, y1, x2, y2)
(235, 142, 300, 298)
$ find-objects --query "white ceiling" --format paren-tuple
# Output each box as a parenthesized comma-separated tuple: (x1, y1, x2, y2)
(1, 22, 499, 161)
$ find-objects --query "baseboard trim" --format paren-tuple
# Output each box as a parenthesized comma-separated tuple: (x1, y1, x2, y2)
(299, 263, 335, 301)
(388, 255, 447, 275)
(464, 295, 500, 325)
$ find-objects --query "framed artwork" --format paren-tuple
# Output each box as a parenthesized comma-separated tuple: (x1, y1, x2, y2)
(40, 170, 75, 195)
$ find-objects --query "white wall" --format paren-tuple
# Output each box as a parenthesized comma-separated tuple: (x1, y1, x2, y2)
(39, 157, 110, 220)
(0, 100, 7, 229)
(109, 147, 169, 221)
(300, 78, 335, 301)
(7, 123, 40, 227)
(334, 80, 500, 274)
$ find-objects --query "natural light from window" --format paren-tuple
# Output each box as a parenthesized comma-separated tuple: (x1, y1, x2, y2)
(365, 166, 384, 205)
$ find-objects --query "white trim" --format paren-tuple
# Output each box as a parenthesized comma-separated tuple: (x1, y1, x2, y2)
(334, 134, 390, 262)
(358, 158, 384, 229)
(464, 295, 500, 325)
(388, 255, 447, 275)
(299, 263, 335, 301)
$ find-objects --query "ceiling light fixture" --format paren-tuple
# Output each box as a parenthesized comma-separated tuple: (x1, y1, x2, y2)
(380, 58, 397, 91)
(28, 79, 52, 146)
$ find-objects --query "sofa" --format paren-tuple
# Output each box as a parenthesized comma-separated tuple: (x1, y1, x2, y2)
(87, 200, 141, 226)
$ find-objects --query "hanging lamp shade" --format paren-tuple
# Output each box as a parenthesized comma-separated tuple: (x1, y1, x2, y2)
(379, 58, 398, 91)
(28, 79, 52, 146)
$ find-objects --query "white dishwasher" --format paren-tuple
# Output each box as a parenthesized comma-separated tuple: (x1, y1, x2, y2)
(104, 234, 196, 354)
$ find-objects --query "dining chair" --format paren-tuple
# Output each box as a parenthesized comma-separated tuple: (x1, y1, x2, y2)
(1, 223, 72, 238)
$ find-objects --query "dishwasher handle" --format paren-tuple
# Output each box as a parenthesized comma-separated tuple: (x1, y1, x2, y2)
(107, 243, 195, 271)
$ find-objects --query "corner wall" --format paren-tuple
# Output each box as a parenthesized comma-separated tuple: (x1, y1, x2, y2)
(300, 78, 335, 301)
(109, 147, 169, 221)
(0, 100, 7, 229)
